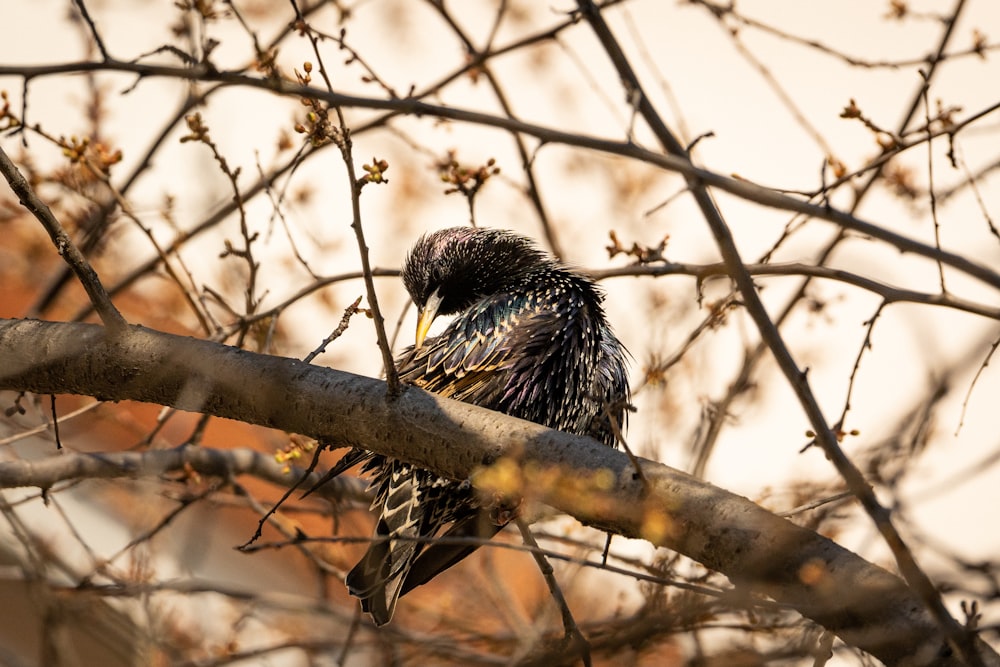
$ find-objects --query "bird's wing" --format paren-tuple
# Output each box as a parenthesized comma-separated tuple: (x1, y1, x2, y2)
(397, 296, 531, 409)
(356, 292, 630, 611)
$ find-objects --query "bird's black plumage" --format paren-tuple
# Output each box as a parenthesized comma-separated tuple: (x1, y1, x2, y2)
(336, 226, 629, 625)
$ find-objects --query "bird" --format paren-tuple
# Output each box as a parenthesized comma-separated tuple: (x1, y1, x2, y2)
(325, 226, 630, 626)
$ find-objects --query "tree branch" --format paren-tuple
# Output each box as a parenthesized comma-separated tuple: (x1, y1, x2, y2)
(0, 317, 995, 666)
(591, 261, 1000, 321)
(0, 147, 126, 331)
(575, 1, 985, 663)
(0, 443, 368, 505)
(2, 58, 999, 291)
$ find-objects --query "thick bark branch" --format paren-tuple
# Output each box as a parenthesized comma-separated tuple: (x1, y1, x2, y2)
(0, 318, 994, 666)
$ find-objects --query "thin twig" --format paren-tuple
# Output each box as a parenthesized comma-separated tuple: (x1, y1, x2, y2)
(289, 0, 400, 395)
(920, 68, 948, 293)
(0, 399, 102, 448)
(72, 0, 110, 61)
(956, 333, 1000, 435)
(777, 491, 853, 518)
(48, 395, 62, 450)
(428, 2, 564, 258)
(303, 296, 363, 364)
(515, 518, 592, 667)
(0, 146, 126, 331)
(831, 301, 886, 439)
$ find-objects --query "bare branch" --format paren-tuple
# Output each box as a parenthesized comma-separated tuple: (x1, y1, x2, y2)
(0, 317, 995, 666)
(0, 438, 368, 506)
(2, 59, 999, 291)
(0, 147, 126, 331)
(574, 0, 984, 662)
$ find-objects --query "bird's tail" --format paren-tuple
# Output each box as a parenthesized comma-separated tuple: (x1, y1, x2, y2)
(346, 467, 514, 625)
(347, 510, 508, 625)
(399, 511, 506, 597)
(346, 466, 424, 626)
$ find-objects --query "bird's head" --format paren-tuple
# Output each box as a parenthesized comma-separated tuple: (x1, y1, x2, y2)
(401, 227, 549, 348)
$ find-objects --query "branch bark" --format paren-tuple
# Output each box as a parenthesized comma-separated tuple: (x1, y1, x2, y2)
(0, 317, 996, 666)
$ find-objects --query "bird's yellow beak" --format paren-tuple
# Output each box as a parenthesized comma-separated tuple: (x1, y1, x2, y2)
(414, 288, 443, 349)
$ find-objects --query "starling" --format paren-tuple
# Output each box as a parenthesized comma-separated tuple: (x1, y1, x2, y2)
(331, 226, 629, 626)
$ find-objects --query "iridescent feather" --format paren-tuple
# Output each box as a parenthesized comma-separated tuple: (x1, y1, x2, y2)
(333, 227, 629, 625)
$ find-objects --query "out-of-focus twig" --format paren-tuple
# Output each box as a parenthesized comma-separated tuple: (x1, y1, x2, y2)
(0, 146, 126, 331)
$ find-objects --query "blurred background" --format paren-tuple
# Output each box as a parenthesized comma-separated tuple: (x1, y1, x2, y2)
(2, 0, 1000, 665)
